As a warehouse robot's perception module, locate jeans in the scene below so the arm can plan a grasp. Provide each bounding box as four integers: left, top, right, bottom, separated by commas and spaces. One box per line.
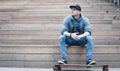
59, 35, 93, 63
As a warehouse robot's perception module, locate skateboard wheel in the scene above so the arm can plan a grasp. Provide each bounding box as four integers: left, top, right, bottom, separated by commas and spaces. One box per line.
103, 65, 109, 71
53, 65, 61, 71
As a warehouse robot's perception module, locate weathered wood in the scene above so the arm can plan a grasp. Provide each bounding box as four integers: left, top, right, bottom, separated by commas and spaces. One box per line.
0, 53, 119, 61
0, 39, 119, 45
0, 45, 120, 54
0, 29, 119, 35
0, 0, 119, 68
0, 61, 119, 68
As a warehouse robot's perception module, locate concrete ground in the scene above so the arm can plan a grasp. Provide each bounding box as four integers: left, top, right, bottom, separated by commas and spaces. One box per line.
0, 67, 120, 71
0, 67, 53, 71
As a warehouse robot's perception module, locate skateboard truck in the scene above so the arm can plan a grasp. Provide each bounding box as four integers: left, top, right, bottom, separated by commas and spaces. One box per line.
103, 65, 109, 71
53, 65, 61, 71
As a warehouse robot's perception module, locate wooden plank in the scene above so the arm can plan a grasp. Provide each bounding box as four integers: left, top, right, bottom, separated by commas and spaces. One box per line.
0, 39, 119, 45
21, 9, 106, 12
0, 60, 119, 68
11, 15, 105, 20
10, 12, 104, 18
0, 24, 114, 30
29, 0, 87, 3
0, 53, 119, 61
0, 45, 120, 54
5, 19, 112, 25
0, 61, 24, 67
0, 61, 54, 68
0, 36, 119, 41
0, 29, 119, 35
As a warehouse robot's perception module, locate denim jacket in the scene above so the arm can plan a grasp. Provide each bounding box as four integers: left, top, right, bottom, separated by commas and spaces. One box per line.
61, 14, 92, 36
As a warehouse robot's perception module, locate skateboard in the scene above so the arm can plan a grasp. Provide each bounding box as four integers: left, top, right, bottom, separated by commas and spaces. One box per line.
53, 64, 109, 71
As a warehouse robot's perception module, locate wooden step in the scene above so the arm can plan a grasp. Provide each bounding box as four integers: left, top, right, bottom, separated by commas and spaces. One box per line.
87, 0, 107, 2
0, 53, 119, 65
5, 19, 112, 25
8, 11, 118, 20
0, 29, 119, 35
0, 45, 119, 67
0, 15, 11, 20
10, 11, 105, 16
89, 2, 119, 9
0, 0, 27, 12
0, 61, 119, 68
0, 35, 119, 41
0, 37, 119, 45
21, 8, 105, 12
0, 39, 119, 45
0, 0, 27, 1
0, 4, 91, 8
9, 15, 112, 20
10, 15, 106, 20
0, 24, 114, 30
112, 20, 120, 29
27, 3, 91, 7
25, 4, 91, 9
0, 45, 119, 54
29, 0, 87, 3
0, 33, 119, 38
11, 10, 108, 17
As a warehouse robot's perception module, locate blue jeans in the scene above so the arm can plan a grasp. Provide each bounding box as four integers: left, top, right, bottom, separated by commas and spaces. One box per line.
59, 35, 93, 63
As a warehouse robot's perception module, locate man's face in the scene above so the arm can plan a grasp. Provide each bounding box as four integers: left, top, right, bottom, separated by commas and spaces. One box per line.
71, 8, 81, 16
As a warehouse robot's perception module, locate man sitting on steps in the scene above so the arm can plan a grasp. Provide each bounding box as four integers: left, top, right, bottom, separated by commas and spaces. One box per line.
58, 4, 96, 65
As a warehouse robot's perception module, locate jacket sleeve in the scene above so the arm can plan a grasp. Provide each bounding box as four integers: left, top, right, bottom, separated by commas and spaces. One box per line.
84, 18, 92, 36
60, 17, 69, 35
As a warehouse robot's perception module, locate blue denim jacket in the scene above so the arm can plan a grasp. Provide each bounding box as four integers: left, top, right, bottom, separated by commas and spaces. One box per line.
61, 14, 92, 36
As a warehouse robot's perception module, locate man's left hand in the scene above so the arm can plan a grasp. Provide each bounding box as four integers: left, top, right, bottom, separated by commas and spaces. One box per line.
76, 35, 82, 40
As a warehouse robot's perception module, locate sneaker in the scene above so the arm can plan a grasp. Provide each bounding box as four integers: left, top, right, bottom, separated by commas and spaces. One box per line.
87, 60, 96, 65
58, 60, 68, 64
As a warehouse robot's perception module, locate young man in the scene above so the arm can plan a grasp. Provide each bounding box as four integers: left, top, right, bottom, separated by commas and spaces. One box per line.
58, 4, 96, 65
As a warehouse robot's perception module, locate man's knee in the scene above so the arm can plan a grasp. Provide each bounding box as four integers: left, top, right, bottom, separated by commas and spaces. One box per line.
59, 35, 66, 43
86, 36, 93, 41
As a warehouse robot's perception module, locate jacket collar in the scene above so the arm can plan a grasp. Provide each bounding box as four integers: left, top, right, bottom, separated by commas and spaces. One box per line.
71, 13, 83, 22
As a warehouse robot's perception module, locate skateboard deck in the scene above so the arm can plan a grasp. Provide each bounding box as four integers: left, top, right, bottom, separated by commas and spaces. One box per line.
59, 64, 94, 67
53, 64, 109, 71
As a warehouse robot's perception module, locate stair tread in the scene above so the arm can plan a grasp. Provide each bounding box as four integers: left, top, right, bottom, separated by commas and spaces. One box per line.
0, 44, 119, 46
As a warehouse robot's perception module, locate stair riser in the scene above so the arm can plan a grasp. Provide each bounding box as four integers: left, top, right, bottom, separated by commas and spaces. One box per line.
0, 45, 119, 54
0, 61, 119, 68
0, 24, 114, 30
0, 40, 119, 45
0, 30, 119, 35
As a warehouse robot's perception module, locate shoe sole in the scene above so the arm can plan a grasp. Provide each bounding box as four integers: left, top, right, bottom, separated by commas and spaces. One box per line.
87, 61, 96, 65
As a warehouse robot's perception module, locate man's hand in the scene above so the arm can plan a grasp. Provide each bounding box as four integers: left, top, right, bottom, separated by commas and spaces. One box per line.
77, 35, 83, 40
64, 31, 89, 40
76, 32, 90, 40
71, 33, 79, 40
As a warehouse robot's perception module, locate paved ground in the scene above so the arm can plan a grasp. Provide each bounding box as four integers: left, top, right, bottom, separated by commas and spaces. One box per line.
0, 67, 120, 71
0, 67, 53, 71
62, 68, 120, 71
